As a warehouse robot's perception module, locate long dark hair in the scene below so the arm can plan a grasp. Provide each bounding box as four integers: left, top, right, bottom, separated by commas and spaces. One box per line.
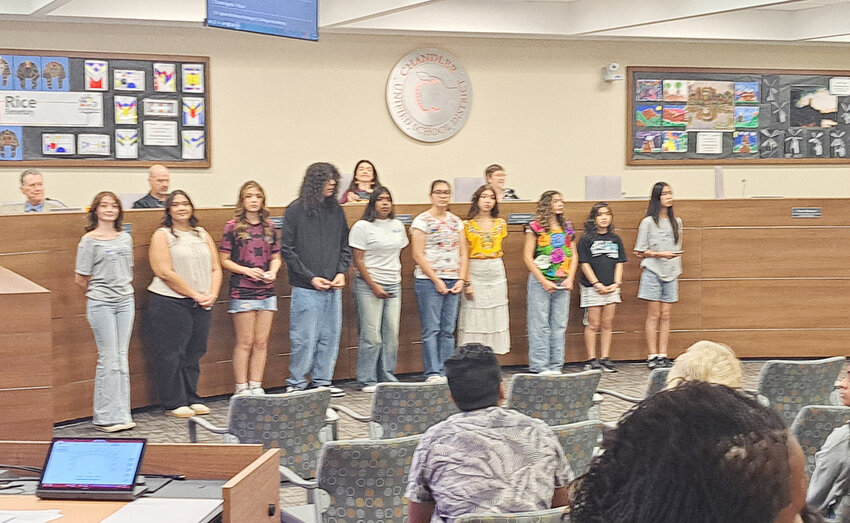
466, 184, 499, 220
532, 190, 565, 230
360, 185, 395, 222
646, 181, 679, 243
161, 189, 199, 235
85, 191, 123, 232
299, 162, 341, 214
346, 160, 379, 193
570, 382, 792, 523
583, 202, 614, 242
233, 180, 272, 241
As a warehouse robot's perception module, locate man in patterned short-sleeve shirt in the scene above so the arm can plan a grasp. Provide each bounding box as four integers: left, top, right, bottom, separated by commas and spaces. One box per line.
405, 343, 573, 522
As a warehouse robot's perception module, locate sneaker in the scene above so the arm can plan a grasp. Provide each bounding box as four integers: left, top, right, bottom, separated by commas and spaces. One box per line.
659, 356, 674, 368
539, 370, 562, 376
584, 359, 602, 371
362, 385, 378, 393
122, 421, 137, 430
285, 386, 303, 393
425, 375, 447, 383
327, 386, 346, 398
599, 358, 618, 373
250, 387, 266, 395
189, 403, 211, 415
94, 423, 129, 433
233, 389, 252, 398
166, 406, 195, 418
647, 356, 659, 370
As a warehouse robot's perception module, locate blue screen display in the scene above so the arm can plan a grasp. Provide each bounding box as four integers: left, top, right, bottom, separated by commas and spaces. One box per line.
206, 0, 318, 41
41, 439, 145, 490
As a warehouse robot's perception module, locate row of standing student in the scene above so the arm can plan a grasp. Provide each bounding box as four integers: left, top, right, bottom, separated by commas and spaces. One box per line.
72, 163, 681, 432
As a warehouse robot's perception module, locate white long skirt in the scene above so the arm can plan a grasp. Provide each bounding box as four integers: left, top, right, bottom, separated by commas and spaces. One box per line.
457, 257, 511, 354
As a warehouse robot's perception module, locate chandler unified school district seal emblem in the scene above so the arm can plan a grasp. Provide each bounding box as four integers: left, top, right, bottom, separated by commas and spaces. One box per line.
386, 48, 472, 143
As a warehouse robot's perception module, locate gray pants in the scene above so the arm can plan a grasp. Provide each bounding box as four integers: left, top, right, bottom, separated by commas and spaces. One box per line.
86, 297, 135, 425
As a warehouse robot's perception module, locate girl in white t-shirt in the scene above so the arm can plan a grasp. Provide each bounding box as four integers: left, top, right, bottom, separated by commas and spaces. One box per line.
349, 186, 409, 392
410, 180, 468, 381
634, 182, 683, 370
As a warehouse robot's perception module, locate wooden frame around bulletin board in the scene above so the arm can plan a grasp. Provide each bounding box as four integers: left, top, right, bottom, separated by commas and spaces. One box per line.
626, 66, 850, 166
0, 49, 211, 168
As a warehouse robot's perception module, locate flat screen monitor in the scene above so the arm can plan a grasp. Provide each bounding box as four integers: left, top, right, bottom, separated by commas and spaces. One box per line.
206, 0, 319, 41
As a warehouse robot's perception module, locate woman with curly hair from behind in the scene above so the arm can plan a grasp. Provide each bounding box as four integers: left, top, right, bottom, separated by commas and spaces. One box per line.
570, 381, 810, 523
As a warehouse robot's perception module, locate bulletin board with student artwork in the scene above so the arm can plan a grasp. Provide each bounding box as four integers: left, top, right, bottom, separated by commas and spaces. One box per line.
0, 49, 210, 168
627, 66, 850, 166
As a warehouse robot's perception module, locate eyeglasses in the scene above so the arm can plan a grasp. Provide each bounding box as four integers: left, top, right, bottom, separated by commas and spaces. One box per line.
431, 190, 451, 196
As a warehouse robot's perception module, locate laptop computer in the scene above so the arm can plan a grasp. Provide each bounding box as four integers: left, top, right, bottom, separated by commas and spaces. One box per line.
36, 437, 148, 501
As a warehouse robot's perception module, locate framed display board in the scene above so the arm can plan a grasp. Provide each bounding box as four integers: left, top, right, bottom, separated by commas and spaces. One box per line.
0, 49, 210, 168
627, 66, 850, 166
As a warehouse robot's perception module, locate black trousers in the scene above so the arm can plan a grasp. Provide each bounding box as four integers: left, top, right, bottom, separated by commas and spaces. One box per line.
146, 292, 212, 409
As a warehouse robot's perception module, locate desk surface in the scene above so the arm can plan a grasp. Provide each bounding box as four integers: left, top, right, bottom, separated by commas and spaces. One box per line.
0, 494, 222, 522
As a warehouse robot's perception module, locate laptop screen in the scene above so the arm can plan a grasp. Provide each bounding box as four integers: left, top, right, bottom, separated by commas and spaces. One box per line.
39, 438, 146, 491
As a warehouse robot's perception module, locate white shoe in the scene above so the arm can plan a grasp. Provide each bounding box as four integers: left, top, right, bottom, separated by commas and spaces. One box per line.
166, 406, 195, 418
362, 385, 378, 393
285, 386, 303, 393
425, 376, 447, 383
189, 403, 211, 415
233, 389, 252, 397
250, 387, 266, 395
327, 386, 346, 397
539, 370, 562, 376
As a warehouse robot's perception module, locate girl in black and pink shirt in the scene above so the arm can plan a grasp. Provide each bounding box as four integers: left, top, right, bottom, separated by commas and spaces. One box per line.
219, 181, 282, 397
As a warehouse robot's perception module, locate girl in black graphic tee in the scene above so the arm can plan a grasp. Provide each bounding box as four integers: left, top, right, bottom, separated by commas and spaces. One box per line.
578, 202, 627, 373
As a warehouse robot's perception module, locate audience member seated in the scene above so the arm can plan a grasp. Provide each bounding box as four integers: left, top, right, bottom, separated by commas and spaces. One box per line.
808, 368, 850, 519
405, 343, 572, 522
133, 164, 170, 208
2, 169, 66, 213
484, 164, 520, 201
570, 381, 809, 523
665, 340, 743, 389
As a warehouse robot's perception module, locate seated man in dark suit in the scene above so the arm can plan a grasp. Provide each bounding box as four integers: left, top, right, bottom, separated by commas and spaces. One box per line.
406, 343, 572, 522
133, 164, 170, 208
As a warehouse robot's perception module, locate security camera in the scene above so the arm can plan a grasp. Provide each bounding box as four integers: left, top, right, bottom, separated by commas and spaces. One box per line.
602, 62, 623, 82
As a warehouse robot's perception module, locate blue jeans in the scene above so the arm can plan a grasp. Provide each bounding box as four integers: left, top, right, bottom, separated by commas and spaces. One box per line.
526, 275, 569, 373
415, 278, 460, 377
86, 297, 135, 425
353, 277, 401, 387
287, 286, 342, 389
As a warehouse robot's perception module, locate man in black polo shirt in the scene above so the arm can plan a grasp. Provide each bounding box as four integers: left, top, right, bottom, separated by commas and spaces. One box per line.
132, 164, 170, 208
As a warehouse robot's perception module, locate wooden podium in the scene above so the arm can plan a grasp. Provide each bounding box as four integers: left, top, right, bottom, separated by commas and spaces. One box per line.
0, 267, 53, 440
0, 441, 280, 523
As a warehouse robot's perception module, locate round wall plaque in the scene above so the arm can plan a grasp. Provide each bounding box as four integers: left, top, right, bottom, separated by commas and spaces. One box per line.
386, 48, 473, 143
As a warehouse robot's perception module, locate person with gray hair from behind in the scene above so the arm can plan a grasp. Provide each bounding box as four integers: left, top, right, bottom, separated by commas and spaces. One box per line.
406, 343, 573, 522
133, 164, 170, 208
2, 169, 67, 213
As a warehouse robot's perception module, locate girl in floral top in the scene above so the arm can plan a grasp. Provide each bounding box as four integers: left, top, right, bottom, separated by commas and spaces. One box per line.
219, 181, 282, 397
458, 184, 510, 354
523, 190, 578, 374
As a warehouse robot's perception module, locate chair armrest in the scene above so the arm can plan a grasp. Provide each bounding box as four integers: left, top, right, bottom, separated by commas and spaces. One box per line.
596, 388, 642, 404
330, 404, 372, 423
187, 416, 229, 443
279, 466, 318, 489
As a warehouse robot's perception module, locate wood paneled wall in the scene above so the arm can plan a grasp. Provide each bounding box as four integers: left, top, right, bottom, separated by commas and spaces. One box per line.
1, 198, 847, 424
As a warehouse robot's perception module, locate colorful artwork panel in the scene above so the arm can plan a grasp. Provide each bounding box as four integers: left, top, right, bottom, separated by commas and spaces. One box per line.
686, 81, 735, 131
662, 105, 686, 127
634, 131, 662, 153
663, 80, 688, 102
733, 131, 758, 153
636, 80, 662, 101
735, 106, 759, 128
636, 104, 662, 127
735, 82, 760, 103
662, 131, 687, 153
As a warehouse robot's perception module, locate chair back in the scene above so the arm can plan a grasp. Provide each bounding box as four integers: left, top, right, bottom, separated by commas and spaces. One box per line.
454, 507, 568, 522
507, 371, 602, 425
227, 388, 331, 479
646, 368, 671, 397
551, 420, 602, 478
370, 382, 460, 439
789, 405, 850, 477
315, 435, 421, 522
756, 357, 846, 426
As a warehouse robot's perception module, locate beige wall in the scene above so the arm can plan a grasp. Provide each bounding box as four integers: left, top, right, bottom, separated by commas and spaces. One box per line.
1, 21, 849, 207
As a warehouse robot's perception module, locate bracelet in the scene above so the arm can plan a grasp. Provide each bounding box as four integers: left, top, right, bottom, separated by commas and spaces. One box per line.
592, 281, 601, 286
463, 282, 471, 288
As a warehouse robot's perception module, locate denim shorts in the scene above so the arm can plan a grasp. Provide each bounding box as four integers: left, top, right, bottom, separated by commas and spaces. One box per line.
228, 296, 278, 313
637, 269, 679, 303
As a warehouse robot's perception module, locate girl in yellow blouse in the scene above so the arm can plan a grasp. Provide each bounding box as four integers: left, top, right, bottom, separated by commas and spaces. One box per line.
458, 184, 511, 354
